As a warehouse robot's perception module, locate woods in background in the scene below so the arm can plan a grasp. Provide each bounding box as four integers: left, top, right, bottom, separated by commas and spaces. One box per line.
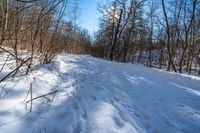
0, 0, 200, 77
0, 0, 92, 76
93, 0, 200, 75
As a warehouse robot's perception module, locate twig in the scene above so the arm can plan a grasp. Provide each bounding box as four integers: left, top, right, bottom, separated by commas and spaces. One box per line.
0, 55, 9, 72
30, 83, 33, 112
0, 58, 30, 82
24, 87, 30, 102
26, 90, 58, 103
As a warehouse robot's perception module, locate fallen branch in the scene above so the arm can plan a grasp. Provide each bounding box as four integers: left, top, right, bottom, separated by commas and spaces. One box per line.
26, 90, 58, 103
0, 58, 30, 82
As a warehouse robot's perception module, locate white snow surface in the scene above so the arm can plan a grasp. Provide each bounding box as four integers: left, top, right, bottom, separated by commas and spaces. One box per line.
0, 54, 200, 133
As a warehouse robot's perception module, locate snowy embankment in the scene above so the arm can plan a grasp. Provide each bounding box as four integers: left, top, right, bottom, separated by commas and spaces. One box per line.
0, 54, 200, 133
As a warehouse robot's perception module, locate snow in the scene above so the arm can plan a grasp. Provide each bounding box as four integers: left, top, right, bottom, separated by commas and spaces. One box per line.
0, 54, 200, 133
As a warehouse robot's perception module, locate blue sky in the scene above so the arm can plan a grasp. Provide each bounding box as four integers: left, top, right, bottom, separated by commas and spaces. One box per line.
79, 0, 105, 34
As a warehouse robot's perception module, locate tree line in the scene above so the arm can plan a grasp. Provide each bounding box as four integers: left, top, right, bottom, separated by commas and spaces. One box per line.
92, 0, 200, 75
0, 0, 200, 78
0, 0, 92, 79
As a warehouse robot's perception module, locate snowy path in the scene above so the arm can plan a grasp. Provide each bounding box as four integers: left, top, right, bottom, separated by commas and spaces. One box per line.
0, 54, 200, 133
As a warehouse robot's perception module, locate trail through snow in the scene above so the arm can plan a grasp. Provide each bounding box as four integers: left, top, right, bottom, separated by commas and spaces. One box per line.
0, 54, 200, 133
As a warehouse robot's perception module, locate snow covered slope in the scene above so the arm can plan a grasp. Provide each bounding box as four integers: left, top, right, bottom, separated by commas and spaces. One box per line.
0, 54, 200, 133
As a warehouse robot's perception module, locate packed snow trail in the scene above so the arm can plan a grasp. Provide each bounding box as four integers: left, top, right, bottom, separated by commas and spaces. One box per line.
0, 54, 200, 133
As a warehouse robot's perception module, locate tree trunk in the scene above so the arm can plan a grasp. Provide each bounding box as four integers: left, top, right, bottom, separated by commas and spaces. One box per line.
109, 9, 123, 61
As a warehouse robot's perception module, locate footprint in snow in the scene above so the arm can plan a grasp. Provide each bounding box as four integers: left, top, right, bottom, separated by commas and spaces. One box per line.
112, 116, 124, 128
93, 84, 104, 91
175, 103, 185, 107
145, 123, 152, 129
91, 96, 97, 101
77, 96, 82, 101
165, 119, 176, 128
81, 112, 88, 120
113, 96, 120, 102
73, 103, 79, 110
134, 113, 141, 118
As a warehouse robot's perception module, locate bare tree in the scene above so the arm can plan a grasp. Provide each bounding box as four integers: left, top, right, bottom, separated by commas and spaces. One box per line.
162, 0, 177, 72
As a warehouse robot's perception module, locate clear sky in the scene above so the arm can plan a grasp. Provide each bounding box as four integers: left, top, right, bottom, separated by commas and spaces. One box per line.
79, 0, 105, 34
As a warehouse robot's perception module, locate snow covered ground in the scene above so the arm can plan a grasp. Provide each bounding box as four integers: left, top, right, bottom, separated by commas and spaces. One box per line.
0, 54, 200, 133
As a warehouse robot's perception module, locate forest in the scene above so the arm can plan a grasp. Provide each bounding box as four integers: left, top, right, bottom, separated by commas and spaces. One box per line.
93, 0, 200, 75
0, 0, 200, 78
